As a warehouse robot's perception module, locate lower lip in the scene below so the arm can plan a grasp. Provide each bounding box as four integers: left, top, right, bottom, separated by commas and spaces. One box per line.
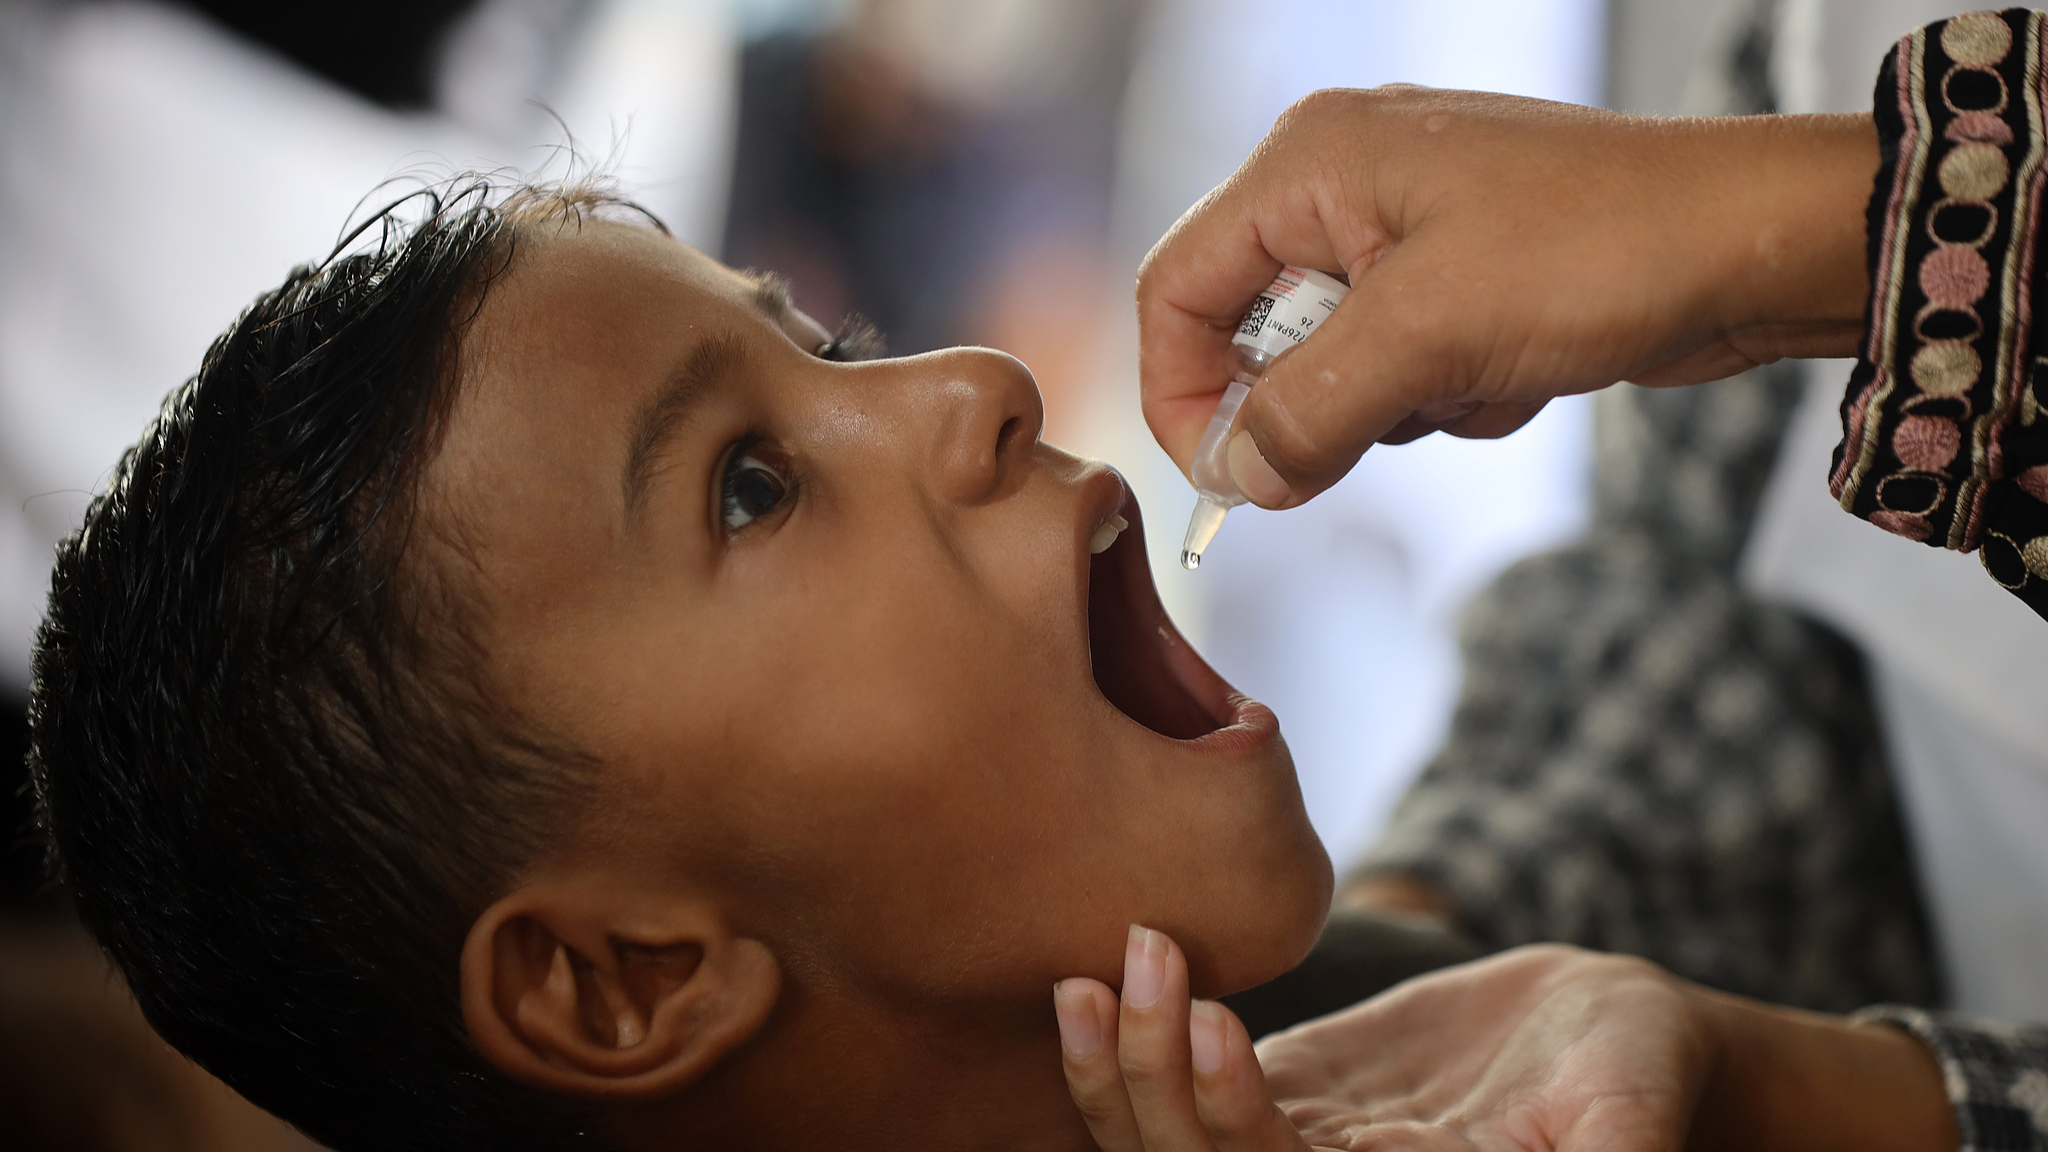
1185, 693, 1279, 756
1152, 618, 1277, 754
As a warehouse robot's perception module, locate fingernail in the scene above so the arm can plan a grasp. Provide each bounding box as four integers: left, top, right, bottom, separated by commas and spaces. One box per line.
1123, 925, 1166, 1010
1226, 432, 1292, 508
1053, 980, 1101, 1058
1189, 1000, 1227, 1074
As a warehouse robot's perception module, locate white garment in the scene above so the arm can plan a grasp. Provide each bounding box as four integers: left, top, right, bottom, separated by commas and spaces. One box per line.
1743, 0, 2048, 1017
1873, 661, 2048, 1020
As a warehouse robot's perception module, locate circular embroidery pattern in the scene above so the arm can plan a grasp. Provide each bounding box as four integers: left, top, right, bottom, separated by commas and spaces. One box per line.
1894, 414, 1963, 471
2023, 535, 2048, 579
1909, 342, 1981, 395
1885, 17, 2017, 550
1938, 142, 2010, 200
1943, 11, 2014, 67
1929, 199, 1998, 246
1983, 530, 2029, 587
1918, 243, 1991, 306
1876, 472, 1948, 516
1943, 67, 2010, 116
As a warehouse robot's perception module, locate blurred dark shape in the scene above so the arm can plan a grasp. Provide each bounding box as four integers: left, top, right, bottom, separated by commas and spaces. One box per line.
173, 0, 484, 107
724, 30, 987, 354
0, 916, 322, 1151
723, 4, 1137, 361
0, 693, 44, 913
1223, 908, 1482, 1040
1352, 368, 1939, 1014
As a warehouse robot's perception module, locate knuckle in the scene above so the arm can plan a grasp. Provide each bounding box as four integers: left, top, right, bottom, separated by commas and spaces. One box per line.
1254, 401, 1338, 478
1134, 252, 1163, 299
1278, 87, 1364, 132
1062, 1073, 1135, 1132
1115, 1045, 1175, 1087
1067, 1088, 1129, 1128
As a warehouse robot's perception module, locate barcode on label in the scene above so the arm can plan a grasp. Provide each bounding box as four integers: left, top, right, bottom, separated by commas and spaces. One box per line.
1237, 294, 1274, 337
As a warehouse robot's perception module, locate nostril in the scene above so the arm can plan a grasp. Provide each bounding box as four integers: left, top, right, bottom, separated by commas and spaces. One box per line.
994, 416, 1025, 459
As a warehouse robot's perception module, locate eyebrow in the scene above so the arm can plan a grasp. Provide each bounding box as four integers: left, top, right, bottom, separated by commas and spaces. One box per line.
619, 334, 746, 519
618, 274, 797, 518
749, 272, 797, 326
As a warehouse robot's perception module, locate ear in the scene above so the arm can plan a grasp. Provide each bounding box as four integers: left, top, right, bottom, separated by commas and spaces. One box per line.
459, 876, 781, 1099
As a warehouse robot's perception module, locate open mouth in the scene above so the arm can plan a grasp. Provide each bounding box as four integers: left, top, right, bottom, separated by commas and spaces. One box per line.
1086, 495, 1233, 741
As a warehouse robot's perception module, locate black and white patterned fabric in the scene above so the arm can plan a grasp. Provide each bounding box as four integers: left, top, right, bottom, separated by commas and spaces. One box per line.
1860, 1004, 2048, 1151
1353, 372, 1939, 1012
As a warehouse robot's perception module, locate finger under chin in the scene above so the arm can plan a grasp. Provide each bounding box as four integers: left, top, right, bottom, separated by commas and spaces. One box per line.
1056, 978, 1147, 1151
1191, 1000, 1313, 1152
1117, 929, 1220, 1150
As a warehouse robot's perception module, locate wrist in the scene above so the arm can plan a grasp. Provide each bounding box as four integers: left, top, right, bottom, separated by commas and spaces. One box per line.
1686, 983, 1955, 1152
1684, 112, 1880, 363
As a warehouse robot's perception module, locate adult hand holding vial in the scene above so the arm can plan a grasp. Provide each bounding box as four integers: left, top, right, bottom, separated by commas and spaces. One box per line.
1179, 266, 1348, 569
1138, 88, 1877, 519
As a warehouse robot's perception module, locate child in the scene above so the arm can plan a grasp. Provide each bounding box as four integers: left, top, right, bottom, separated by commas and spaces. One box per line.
26, 178, 1331, 1151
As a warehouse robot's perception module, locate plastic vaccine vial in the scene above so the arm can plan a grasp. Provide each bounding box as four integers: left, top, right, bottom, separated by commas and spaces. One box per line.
1180, 265, 1351, 569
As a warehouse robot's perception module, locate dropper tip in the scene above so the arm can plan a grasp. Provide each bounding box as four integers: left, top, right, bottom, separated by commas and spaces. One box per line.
1179, 495, 1232, 573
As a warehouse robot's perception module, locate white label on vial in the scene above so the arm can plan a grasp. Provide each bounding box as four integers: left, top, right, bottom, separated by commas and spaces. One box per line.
1231, 266, 1349, 360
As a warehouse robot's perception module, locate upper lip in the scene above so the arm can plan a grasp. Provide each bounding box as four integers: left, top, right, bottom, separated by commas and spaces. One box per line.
1076, 468, 1262, 745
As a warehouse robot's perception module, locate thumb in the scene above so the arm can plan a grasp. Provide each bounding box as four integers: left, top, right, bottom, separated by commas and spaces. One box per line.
1227, 247, 1456, 509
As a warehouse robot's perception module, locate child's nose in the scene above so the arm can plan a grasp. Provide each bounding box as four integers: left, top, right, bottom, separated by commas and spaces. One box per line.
898, 347, 1044, 506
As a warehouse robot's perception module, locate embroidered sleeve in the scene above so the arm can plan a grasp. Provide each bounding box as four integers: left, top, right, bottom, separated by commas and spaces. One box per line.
1836, 9, 2048, 619
1856, 1005, 2048, 1150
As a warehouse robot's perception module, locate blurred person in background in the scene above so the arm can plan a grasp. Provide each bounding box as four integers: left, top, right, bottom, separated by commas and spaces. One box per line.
1329, 0, 1943, 1022
721, 0, 1145, 439
1327, 0, 2048, 1039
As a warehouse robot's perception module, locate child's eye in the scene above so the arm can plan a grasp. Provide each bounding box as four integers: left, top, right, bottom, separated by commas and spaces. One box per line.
720, 441, 793, 532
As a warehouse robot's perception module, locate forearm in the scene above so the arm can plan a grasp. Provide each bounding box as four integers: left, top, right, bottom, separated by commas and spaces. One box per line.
1686, 984, 1956, 1152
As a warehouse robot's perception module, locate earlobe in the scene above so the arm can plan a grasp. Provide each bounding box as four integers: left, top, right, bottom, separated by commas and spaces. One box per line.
459, 883, 781, 1100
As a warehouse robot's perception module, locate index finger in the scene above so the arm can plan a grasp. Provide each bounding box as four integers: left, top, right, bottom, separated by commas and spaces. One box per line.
1135, 91, 1400, 474
1134, 185, 1288, 476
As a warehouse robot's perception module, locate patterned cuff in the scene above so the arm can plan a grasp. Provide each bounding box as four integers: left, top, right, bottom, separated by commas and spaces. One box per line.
1834, 9, 2048, 620
1855, 1004, 2048, 1150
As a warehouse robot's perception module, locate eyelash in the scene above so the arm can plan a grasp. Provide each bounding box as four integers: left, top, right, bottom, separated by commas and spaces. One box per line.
718, 435, 796, 534
814, 315, 885, 363
715, 315, 879, 535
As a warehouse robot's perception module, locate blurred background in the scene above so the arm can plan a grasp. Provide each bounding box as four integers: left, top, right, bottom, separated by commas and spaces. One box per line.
0, 0, 1914, 1145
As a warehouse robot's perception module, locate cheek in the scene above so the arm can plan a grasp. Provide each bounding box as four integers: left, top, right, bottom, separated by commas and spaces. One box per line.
713, 576, 1116, 988
744, 579, 1085, 828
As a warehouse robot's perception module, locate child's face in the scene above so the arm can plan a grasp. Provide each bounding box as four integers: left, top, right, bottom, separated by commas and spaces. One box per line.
430, 221, 1330, 1000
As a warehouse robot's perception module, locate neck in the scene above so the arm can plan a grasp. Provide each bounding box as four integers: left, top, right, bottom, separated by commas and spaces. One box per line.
607, 980, 1097, 1151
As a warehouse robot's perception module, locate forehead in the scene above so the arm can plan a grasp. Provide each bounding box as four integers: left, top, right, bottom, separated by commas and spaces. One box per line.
479, 220, 756, 332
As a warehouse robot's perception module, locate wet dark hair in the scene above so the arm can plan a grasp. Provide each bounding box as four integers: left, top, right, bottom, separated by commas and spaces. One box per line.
25, 178, 647, 1150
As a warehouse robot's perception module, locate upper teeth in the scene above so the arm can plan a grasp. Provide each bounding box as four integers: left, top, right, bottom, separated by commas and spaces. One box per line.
1089, 514, 1128, 555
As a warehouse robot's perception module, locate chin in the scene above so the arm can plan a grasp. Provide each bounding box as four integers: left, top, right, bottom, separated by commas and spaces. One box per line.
1190, 835, 1334, 999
